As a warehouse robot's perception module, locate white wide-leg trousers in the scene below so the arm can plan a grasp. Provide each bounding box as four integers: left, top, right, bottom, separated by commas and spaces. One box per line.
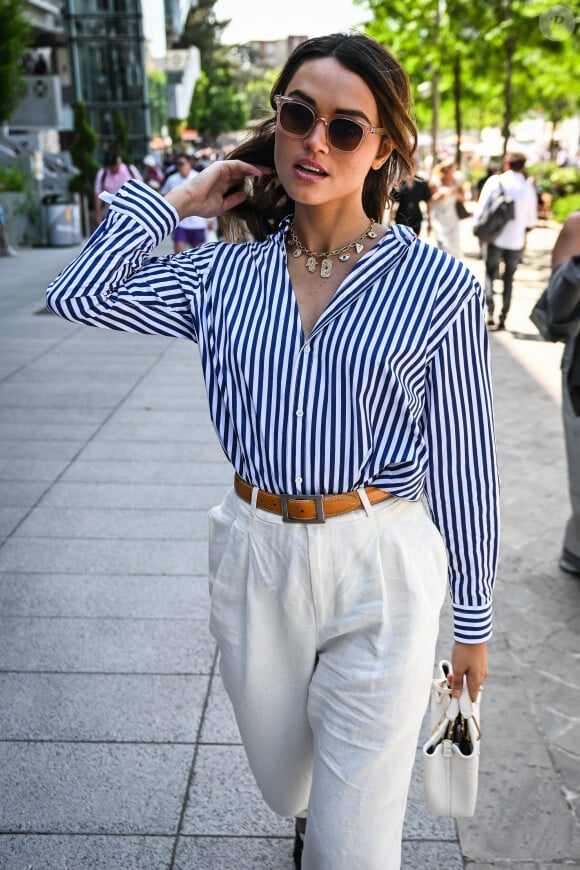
207, 487, 448, 870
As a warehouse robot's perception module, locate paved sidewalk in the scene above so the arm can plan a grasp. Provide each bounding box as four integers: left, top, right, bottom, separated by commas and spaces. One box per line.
0, 219, 579, 869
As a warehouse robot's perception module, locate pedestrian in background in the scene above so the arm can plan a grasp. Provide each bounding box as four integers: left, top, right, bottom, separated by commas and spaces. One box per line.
94, 152, 142, 225
390, 174, 432, 236
47, 32, 498, 870
541, 211, 580, 575
474, 152, 537, 330
160, 152, 209, 252
428, 157, 464, 258
142, 155, 164, 192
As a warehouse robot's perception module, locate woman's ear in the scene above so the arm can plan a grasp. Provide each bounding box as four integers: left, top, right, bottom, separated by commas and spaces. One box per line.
372, 140, 394, 172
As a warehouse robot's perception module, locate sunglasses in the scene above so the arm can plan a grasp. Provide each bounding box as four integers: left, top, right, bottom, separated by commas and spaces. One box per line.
274, 95, 385, 153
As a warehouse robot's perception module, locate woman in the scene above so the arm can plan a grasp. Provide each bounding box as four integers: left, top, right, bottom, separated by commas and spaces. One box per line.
93, 151, 142, 225
428, 157, 465, 258
47, 32, 498, 870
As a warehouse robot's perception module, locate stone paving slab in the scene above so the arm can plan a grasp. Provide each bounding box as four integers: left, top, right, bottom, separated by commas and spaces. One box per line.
0, 536, 205, 575
13, 506, 207, 541
0, 743, 193, 833
0, 672, 209, 742
200, 674, 243, 744
0, 457, 75, 481
465, 864, 580, 870
0, 573, 210, 619
0, 507, 30, 540
0, 615, 214, 673
0, 835, 174, 870
39, 480, 228, 511
181, 745, 294, 838
59, 459, 232, 485
172, 837, 295, 870
79, 439, 226, 463
1, 437, 87, 460
0, 479, 53, 508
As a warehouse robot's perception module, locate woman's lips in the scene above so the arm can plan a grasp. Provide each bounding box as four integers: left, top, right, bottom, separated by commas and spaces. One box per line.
293, 160, 329, 183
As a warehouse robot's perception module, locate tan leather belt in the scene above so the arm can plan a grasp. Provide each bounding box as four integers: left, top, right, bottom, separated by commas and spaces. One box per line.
234, 474, 391, 523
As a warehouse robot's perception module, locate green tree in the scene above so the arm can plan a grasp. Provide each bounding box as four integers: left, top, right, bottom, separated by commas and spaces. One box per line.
69, 101, 100, 232
112, 109, 130, 162
0, 0, 31, 125
175, 0, 252, 141
187, 69, 247, 140
148, 68, 168, 137
362, 0, 579, 161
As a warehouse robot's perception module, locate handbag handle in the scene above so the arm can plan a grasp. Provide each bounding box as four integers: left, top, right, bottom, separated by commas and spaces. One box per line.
431, 660, 481, 737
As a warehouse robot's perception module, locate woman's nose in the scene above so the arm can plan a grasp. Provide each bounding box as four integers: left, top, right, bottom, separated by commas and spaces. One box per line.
303, 118, 329, 152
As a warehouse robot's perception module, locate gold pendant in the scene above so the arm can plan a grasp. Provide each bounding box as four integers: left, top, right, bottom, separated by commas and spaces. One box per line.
368, 229, 377, 238
320, 258, 333, 278
292, 248, 302, 258
338, 253, 350, 262
306, 255, 317, 273
355, 242, 364, 254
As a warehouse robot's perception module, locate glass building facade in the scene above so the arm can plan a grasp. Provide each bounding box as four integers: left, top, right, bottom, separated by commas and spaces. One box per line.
64, 0, 150, 161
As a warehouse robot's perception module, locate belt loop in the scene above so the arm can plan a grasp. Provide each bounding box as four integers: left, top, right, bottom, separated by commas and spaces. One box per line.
250, 485, 259, 516
357, 487, 373, 517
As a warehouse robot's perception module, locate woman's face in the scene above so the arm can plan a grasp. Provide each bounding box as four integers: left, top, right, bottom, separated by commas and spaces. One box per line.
274, 57, 392, 209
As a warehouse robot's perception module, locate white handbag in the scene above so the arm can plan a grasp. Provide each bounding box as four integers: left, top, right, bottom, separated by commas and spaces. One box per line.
422, 660, 481, 818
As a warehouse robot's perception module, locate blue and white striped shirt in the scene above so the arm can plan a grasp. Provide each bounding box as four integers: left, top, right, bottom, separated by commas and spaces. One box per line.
47, 180, 499, 642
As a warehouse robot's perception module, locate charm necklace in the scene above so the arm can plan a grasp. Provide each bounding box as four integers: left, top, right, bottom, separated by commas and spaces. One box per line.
287, 219, 377, 279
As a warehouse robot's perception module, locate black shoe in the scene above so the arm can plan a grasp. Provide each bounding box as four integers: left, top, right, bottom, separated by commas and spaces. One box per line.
487, 314, 495, 327
293, 822, 304, 869
559, 547, 580, 576
496, 319, 505, 331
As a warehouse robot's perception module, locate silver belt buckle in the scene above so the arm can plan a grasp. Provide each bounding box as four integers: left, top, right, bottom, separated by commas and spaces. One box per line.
280, 493, 325, 523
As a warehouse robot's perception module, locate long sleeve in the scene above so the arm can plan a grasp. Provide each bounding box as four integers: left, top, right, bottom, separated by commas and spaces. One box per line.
423, 290, 500, 643
47, 181, 199, 340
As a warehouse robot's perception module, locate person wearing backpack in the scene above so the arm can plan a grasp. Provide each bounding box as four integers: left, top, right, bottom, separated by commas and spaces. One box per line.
94, 152, 143, 225
473, 152, 537, 330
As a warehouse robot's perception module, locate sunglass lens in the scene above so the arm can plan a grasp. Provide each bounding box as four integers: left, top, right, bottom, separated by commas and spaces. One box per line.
280, 102, 314, 137
329, 118, 364, 152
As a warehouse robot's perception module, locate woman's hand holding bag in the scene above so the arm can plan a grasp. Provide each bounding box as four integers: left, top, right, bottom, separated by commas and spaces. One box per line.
422, 660, 481, 818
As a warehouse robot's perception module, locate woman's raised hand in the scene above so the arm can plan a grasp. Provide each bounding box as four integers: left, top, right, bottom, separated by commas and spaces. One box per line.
164, 160, 272, 221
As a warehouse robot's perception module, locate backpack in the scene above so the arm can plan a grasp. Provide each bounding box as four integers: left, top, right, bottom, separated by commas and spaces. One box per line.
473, 182, 515, 243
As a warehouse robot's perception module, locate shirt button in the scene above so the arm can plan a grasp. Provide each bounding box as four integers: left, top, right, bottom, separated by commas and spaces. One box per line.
295, 476, 303, 485
303, 344, 311, 354
296, 409, 304, 417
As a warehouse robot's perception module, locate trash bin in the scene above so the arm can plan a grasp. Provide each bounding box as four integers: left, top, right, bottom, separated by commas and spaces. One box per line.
44, 202, 81, 246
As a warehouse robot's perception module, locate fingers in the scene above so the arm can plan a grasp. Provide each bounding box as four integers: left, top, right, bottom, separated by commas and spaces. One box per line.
448, 668, 483, 702
450, 640, 488, 701
222, 189, 249, 212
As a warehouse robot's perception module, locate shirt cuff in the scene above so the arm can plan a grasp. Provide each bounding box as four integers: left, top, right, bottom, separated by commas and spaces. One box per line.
453, 602, 493, 643
107, 179, 179, 246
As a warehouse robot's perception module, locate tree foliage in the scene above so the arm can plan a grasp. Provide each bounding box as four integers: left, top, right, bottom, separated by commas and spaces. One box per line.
148, 68, 168, 137
361, 0, 579, 158
175, 0, 252, 141
112, 109, 130, 162
69, 101, 100, 201
0, 0, 31, 125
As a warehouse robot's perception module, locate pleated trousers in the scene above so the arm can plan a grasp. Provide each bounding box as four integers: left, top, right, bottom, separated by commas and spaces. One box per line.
208, 486, 448, 870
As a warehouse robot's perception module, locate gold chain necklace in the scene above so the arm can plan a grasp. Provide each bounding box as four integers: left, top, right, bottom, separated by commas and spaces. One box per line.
287, 219, 377, 279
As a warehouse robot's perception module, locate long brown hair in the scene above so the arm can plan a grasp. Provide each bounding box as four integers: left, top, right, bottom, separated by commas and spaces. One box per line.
220, 32, 417, 242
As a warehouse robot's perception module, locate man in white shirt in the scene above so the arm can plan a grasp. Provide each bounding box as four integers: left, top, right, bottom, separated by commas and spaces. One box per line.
474, 152, 538, 330
160, 153, 209, 252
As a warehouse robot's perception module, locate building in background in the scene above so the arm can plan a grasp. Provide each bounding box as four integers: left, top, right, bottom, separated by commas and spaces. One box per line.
247, 36, 307, 70
63, 0, 150, 161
